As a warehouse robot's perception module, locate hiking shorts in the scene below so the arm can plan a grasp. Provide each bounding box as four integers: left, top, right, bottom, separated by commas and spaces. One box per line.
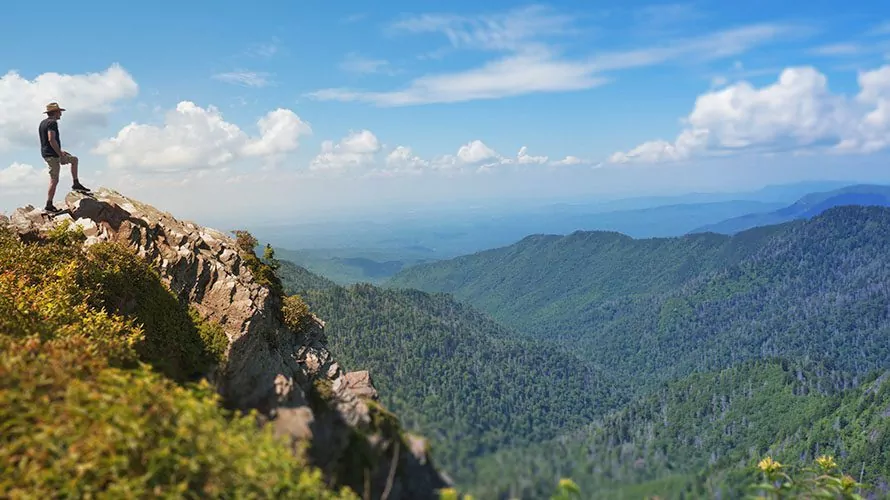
44, 155, 76, 182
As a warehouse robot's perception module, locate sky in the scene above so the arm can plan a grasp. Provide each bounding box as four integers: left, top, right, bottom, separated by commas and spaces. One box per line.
3, 0, 890, 226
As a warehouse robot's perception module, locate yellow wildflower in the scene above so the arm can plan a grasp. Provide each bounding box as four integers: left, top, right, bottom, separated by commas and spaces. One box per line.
815, 455, 837, 471
438, 488, 459, 500
558, 478, 581, 493
758, 456, 782, 474
841, 475, 857, 490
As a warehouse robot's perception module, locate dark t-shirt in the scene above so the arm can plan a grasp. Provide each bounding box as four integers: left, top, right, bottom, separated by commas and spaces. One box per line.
38, 118, 60, 158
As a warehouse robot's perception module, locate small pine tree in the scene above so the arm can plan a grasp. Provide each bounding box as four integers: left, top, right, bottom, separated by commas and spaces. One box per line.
263, 243, 280, 271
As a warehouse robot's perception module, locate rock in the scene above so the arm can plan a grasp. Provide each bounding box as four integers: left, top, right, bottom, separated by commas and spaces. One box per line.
343, 370, 379, 400
5, 187, 450, 499
273, 406, 315, 442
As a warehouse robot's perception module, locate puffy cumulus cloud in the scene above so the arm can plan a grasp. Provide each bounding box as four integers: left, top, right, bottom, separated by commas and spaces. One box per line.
310, 130, 381, 171
304, 131, 588, 177
242, 108, 312, 156
0, 162, 45, 192
457, 140, 499, 164
552, 155, 583, 165
93, 101, 311, 171
383, 146, 429, 175
516, 146, 548, 164
430, 141, 562, 173
843, 65, 890, 153
610, 65, 890, 164
0, 64, 138, 152
549, 155, 601, 168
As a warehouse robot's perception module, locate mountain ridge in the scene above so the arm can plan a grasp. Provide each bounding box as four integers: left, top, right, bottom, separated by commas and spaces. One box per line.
388, 205, 890, 389
691, 183, 890, 235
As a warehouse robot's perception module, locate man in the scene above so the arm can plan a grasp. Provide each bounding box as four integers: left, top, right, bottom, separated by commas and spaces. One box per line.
39, 102, 90, 212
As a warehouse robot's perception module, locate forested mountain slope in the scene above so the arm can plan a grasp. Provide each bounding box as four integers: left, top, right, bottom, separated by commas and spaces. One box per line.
469, 359, 890, 499
282, 271, 626, 484
389, 206, 890, 388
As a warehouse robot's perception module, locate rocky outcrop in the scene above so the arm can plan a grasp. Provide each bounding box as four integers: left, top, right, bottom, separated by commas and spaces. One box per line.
3, 188, 449, 499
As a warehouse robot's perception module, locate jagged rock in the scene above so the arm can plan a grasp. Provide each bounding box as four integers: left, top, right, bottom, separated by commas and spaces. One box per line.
343, 370, 379, 400
6, 188, 450, 499
327, 362, 342, 380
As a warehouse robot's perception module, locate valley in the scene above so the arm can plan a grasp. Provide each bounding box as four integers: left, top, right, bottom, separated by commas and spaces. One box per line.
274, 193, 890, 498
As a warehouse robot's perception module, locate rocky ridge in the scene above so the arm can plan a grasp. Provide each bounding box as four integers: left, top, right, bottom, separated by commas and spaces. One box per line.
2, 188, 448, 500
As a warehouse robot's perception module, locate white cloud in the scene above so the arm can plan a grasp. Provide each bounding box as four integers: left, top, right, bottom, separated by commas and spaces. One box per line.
212, 71, 273, 87
516, 146, 548, 164
310, 130, 381, 171
433, 141, 559, 172
0, 64, 138, 152
842, 65, 890, 153
340, 53, 394, 75
457, 140, 499, 163
550, 155, 585, 166
93, 101, 311, 171
242, 108, 312, 157
0, 162, 44, 190
809, 43, 864, 56
389, 4, 576, 52
309, 48, 607, 106
310, 13, 801, 107
610, 65, 890, 164
590, 23, 799, 72
385, 146, 429, 174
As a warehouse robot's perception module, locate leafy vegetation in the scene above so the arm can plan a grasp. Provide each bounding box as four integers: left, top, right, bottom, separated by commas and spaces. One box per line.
281, 271, 627, 485
465, 360, 890, 499
234, 229, 285, 298
0, 223, 356, 499
749, 455, 866, 499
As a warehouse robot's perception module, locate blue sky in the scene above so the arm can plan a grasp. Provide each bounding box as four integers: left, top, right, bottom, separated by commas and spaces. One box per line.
3, 0, 890, 224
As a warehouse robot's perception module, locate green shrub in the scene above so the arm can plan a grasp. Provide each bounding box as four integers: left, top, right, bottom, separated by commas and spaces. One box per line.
232, 230, 284, 298
0, 335, 355, 499
747, 455, 866, 499
283, 294, 313, 333
0, 225, 356, 499
81, 241, 230, 381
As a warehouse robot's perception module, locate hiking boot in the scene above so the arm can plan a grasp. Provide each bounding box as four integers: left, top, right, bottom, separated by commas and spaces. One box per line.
44, 203, 60, 213
72, 181, 90, 193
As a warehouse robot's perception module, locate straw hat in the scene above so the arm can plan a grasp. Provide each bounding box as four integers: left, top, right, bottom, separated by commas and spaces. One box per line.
44, 102, 66, 114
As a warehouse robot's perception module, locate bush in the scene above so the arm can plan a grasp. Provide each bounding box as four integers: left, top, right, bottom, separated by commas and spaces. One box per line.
0, 225, 356, 499
81, 241, 229, 381
232, 230, 284, 298
0, 334, 355, 499
283, 294, 313, 333
747, 455, 866, 499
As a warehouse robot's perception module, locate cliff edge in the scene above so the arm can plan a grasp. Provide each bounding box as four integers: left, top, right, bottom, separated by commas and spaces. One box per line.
2, 188, 449, 500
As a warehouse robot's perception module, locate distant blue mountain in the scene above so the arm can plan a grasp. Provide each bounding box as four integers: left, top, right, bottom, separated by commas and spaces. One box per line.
691, 184, 890, 235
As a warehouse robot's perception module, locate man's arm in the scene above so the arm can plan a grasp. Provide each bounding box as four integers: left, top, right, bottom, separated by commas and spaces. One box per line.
47, 127, 64, 158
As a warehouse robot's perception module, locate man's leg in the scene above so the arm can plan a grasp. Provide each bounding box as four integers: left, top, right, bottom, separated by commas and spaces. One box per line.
45, 157, 61, 210
68, 154, 78, 182
63, 153, 89, 191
